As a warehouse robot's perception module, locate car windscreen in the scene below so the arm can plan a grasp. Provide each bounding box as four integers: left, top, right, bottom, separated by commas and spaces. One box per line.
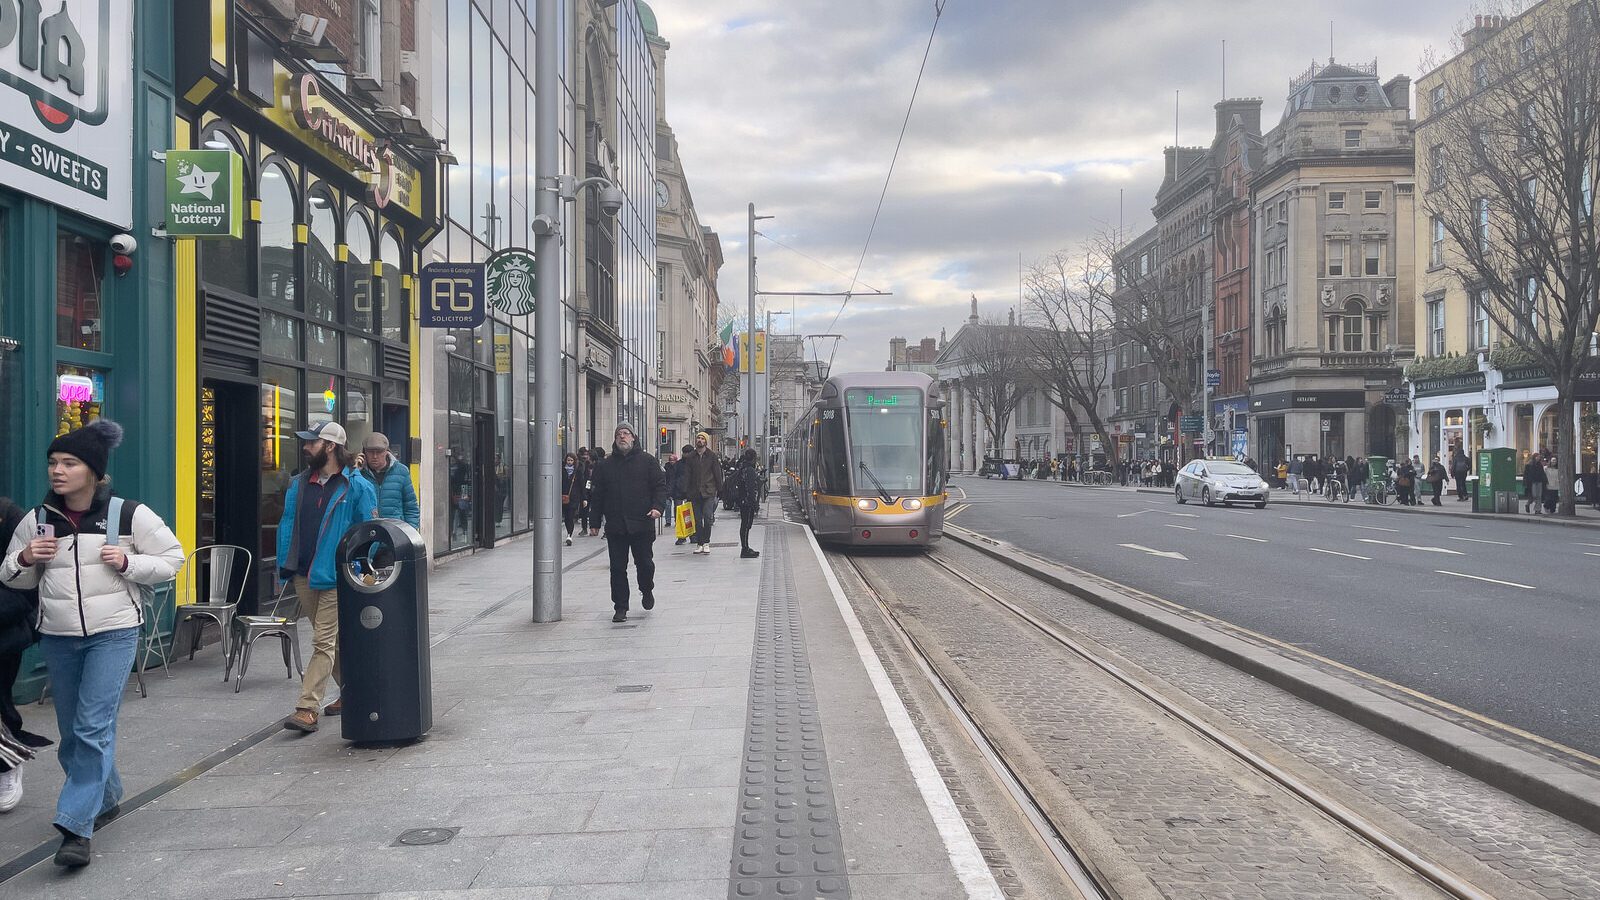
1205, 462, 1254, 476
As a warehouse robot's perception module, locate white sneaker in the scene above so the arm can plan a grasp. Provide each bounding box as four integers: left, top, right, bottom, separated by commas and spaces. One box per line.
564, 536, 573, 546
0, 765, 21, 813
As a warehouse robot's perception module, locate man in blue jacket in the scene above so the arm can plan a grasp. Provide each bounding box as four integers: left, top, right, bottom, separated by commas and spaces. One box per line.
355, 433, 420, 528
277, 423, 378, 733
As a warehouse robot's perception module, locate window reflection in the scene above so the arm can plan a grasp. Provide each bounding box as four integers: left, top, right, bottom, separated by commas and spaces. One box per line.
259, 164, 298, 308
199, 128, 251, 295
380, 230, 404, 342
55, 232, 105, 351
306, 190, 339, 322
346, 211, 374, 333
260, 364, 300, 564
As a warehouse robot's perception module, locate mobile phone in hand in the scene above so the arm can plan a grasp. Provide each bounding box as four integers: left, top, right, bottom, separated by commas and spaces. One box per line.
35, 523, 55, 540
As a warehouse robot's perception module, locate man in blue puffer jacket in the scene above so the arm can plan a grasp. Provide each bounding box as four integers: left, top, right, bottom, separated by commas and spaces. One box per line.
354, 432, 420, 528
276, 423, 378, 733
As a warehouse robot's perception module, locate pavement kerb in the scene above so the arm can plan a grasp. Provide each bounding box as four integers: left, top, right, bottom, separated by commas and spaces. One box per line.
942, 524, 1600, 836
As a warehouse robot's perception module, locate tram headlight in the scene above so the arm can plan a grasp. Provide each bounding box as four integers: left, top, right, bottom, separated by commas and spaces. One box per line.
856, 498, 879, 511
902, 498, 923, 511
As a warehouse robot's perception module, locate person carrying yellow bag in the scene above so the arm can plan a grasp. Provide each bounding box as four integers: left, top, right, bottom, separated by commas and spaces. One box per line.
674, 501, 696, 541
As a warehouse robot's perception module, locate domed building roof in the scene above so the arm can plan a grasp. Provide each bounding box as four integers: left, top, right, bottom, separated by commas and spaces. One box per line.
636, 0, 659, 37
1283, 59, 1392, 119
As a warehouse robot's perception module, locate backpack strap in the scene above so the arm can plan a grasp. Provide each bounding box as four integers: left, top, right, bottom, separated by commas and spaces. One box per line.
105, 497, 124, 546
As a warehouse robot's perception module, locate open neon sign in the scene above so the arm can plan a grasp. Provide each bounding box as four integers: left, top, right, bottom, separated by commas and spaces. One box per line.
58, 375, 95, 404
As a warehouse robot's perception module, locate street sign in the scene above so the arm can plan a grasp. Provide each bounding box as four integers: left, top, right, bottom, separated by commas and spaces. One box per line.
164, 149, 244, 238
486, 247, 536, 315
1321, 418, 1331, 432
1205, 368, 1221, 387
1180, 414, 1203, 432
1382, 386, 1409, 406
419, 262, 486, 328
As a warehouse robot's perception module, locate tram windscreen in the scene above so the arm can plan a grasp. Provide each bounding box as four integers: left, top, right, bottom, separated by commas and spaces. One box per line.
845, 389, 924, 496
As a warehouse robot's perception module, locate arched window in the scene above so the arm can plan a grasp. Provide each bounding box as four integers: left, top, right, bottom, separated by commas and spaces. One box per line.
379, 229, 404, 342
199, 125, 250, 295
345, 210, 374, 333
258, 163, 298, 308
305, 188, 338, 322
1328, 299, 1367, 352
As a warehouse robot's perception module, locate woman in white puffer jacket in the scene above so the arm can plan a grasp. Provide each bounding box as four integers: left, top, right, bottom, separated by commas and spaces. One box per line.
0, 420, 184, 868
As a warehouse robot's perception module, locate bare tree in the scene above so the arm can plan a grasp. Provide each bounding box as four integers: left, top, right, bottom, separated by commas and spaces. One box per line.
1090, 228, 1207, 427
1023, 248, 1118, 458
1424, 0, 1600, 514
953, 308, 1031, 460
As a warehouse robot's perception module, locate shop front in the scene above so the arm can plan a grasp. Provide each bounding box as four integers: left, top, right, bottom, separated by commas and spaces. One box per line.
173, 9, 441, 607
1249, 389, 1368, 465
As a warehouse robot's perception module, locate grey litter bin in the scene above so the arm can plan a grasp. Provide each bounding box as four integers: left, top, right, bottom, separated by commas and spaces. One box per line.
336, 519, 432, 743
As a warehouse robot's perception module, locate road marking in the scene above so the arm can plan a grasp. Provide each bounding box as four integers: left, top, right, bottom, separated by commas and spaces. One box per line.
1116, 509, 1154, 518
1436, 570, 1535, 590
1117, 543, 1189, 560
1578, 542, 1600, 549
1308, 547, 1372, 560
1351, 524, 1399, 533
1585, 552, 1600, 558
1167, 512, 1200, 518
1280, 515, 1315, 522
1357, 538, 1464, 556
1163, 523, 1196, 531
1447, 536, 1513, 546
1227, 534, 1268, 543
955, 486, 968, 500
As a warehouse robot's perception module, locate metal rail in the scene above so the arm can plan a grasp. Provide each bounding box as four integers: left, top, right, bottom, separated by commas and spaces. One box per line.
840, 554, 1115, 900
905, 548, 1495, 900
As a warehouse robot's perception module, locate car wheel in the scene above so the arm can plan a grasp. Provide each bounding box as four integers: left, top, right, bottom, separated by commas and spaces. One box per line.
1255, 501, 1267, 509
1201, 487, 1213, 507
1175, 485, 1187, 504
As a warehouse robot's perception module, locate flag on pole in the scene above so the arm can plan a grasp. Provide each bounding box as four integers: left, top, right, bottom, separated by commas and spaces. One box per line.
721, 321, 737, 368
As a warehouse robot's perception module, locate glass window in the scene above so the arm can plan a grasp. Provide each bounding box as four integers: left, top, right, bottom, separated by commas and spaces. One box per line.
1520, 32, 1535, 65
1430, 145, 1445, 188
1342, 301, 1365, 352
1470, 290, 1491, 350
55, 363, 106, 435
447, 0, 472, 230
306, 190, 339, 322
56, 232, 105, 351
1327, 191, 1345, 211
1429, 84, 1446, 115
1427, 299, 1446, 355
259, 364, 300, 564
1363, 190, 1382, 210
1344, 129, 1361, 149
348, 336, 377, 375
1431, 216, 1445, 267
259, 164, 298, 308
1364, 242, 1381, 276
1473, 61, 1488, 89
199, 128, 251, 295
1327, 241, 1344, 277
357, 0, 382, 76
493, 38, 511, 250
307, 322, 340, 369
346, 211, 375, 333
262, 311, 300, 360
309, 373, 340, 430
1477, 198, 1491, 250
814, 410, 849, 495
845, 389, 924, 496
379, 230, 404, 342
345, 378, 376, 451
472, 10, 492, 244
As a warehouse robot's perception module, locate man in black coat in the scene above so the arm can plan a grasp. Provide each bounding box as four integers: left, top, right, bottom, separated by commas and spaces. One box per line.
587, 423, 669, 623
1, 497, 53, 811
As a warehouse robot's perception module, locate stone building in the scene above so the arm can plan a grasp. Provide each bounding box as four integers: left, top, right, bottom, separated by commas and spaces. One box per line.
1211, 100, 1265, 458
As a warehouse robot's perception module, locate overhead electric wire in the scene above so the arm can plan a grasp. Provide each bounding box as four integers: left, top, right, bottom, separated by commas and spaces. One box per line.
755, 229, 886, 296
822, 0, 949, 372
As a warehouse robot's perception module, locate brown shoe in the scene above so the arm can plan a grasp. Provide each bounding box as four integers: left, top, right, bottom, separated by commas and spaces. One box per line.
323, 698, 343, 717
283, 709, 319, 733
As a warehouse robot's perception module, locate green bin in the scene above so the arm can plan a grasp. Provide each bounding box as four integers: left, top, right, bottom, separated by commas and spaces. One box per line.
1475, 448, 1516, 513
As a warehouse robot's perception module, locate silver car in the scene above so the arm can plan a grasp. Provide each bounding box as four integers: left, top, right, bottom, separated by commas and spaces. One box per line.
1175, 460, 1270, 508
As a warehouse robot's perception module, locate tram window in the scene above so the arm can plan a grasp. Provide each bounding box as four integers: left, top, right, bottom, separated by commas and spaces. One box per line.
926, 410, 947, 495
817, 412, 850, 494
845, 389, 924, 496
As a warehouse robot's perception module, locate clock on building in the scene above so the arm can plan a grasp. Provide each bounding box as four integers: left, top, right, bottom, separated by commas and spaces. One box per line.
655, 179, 670, 209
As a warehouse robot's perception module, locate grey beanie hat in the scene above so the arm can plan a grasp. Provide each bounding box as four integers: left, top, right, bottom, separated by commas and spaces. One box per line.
615, 421, 636, 438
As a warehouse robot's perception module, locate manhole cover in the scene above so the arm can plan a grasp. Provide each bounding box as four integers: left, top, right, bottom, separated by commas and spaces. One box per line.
615, 684, 652, 693
394, 827, 459, 847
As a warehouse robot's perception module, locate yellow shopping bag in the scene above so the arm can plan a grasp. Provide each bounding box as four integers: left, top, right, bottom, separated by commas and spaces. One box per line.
674, 501, 697, 540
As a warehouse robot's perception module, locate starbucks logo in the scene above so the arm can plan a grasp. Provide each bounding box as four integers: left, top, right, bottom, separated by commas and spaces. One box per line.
486, 248, 536, 316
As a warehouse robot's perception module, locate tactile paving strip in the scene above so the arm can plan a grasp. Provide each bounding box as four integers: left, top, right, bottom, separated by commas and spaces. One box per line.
727, 532, 852, 899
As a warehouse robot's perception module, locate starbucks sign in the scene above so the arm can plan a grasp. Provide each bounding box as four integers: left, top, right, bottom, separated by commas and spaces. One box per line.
0, 0, 134, 226
486, 247, 536, 315
164, 149, 244, 238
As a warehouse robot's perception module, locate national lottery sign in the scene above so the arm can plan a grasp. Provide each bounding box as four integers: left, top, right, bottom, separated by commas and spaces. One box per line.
0, 0, 134, 227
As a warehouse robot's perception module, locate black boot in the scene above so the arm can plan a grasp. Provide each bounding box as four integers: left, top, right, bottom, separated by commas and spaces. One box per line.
741, 547, 760, 559
612, 610, 627, 623
54, 831, 91, 868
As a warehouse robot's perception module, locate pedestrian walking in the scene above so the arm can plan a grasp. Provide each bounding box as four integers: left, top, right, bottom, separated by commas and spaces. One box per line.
662, 451, 679, 523
1542, 456, 1561, 514
1451, 448, 1471, 501
586, 423, 667, 622
1, 420, 184, 867
1, 497, 54, 817
562, 453, 584, 544
681, 432, 724, 555
671, 444, 693, 545
277, 422, 379, 734
1427, 455, 1447, 506
1395, 458, 1417, 506
1522, 454, 1547, 514
732, 449, 763, 559
353, 432, 419, 528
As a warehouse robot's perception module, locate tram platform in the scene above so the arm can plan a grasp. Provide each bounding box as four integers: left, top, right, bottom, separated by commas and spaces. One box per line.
0, 499, 998, 900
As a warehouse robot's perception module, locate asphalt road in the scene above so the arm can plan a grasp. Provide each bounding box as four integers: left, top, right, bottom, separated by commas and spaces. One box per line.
946, 475, 1600, 758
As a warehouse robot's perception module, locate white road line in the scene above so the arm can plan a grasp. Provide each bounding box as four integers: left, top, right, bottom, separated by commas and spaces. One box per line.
1164, 523, 1196, 531
1351, 524, 1399, 533
1227, 534, 1269, 543
1356, 538, 1464, 556
803, 527, 1006, 900
1309, 547, 1372, 560
1447, 536, 1514, 546
1117, 543, 1189, 560
1585, 552, 1600, 558
1280, 515, 1315, 522
1116, 509, 1154, 518
1578, 542, 1600, 549
1167, 512, 1200, 518
1436, 570, 1536, 590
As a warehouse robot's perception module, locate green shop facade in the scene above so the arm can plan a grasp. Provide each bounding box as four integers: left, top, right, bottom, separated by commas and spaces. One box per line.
2, 2, 181, 702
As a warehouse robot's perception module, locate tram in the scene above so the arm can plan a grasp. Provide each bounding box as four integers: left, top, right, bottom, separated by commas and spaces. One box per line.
784, 372, 949, 547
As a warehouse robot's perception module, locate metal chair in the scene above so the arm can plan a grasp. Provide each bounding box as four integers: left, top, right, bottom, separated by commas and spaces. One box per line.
173, 545, 251, 680
131, 581, 177, 698
224, 583, 303, 693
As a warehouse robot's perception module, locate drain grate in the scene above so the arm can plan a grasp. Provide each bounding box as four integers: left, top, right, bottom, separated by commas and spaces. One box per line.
393, 827, 459, 847
615, 684, 652, 693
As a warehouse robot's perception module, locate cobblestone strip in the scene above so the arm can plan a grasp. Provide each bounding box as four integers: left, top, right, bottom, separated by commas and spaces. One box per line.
857, 552, 1445, 900
941, 540, 1600, 900
727, 535, 851, 900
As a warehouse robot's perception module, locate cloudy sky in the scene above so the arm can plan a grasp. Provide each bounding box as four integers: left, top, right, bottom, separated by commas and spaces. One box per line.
647, 0, 1491, 373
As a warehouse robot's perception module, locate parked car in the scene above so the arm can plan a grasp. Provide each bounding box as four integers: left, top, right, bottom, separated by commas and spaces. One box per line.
1175, 459, 1270, 508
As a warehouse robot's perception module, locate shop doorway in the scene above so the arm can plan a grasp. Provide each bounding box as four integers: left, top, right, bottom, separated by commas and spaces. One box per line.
475, 412, 497, 549
1257, 415, 1285, 468
201, 378, 261, 613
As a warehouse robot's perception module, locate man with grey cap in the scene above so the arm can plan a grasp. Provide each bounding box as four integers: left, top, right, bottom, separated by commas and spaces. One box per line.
354, 432, 420, 528
277, 422, 378, 732
586, 422, 668, 623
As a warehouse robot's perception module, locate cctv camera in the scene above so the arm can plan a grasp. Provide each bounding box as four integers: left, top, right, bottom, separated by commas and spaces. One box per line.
599, 185, 625, 217
110, 234, 137, 255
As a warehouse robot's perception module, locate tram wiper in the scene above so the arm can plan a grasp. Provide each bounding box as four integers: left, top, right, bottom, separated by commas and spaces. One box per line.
857, 461, 894, 503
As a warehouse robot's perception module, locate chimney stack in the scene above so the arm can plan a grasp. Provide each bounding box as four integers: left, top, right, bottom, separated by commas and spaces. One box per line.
1383, 75, 1411, 114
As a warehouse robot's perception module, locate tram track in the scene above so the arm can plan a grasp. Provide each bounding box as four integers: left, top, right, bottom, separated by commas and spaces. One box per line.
837, 546, 1506, 900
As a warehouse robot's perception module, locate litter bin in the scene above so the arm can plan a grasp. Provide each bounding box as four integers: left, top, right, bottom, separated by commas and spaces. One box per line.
336, 519, 432, 743
1475, 448, 1515, 514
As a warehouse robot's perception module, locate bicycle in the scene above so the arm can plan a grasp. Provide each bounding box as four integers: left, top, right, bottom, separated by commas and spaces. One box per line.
1365, 478, 1390, 505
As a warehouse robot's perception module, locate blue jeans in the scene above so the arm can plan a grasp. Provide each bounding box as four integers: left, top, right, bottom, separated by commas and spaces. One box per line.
39, 627, 138, 838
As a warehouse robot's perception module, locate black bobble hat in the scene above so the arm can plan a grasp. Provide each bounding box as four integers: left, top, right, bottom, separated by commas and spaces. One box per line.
48, 419, 124, 480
